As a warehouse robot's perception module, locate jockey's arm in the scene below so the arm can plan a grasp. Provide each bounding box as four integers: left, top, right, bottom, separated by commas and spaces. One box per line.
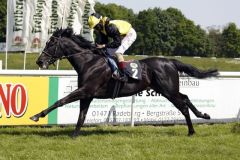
105, 24, 121, 48
94, 30, 108, 45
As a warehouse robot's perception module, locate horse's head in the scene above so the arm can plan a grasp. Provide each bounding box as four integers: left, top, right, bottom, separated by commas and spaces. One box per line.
37, 27, 98, 69
36, 28, 73, 69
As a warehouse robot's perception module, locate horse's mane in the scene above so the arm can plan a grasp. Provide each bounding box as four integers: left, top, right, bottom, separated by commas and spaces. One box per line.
53, 28, 96, 50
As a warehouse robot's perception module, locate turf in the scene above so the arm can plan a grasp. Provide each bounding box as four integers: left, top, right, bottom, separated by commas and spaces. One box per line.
0, 123, 239, 160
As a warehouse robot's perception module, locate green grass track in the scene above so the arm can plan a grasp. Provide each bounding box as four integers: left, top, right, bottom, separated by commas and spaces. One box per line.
0, 123, 239, 160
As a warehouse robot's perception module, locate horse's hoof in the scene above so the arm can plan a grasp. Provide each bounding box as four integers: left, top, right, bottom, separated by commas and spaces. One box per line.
71, 132, 79, 139
188, 131, 195, 136
203, 113, 211, 119
30, 116, 39, 122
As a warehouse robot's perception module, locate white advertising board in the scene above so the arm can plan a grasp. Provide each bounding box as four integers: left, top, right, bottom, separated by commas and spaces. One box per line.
56, 77, 240, 125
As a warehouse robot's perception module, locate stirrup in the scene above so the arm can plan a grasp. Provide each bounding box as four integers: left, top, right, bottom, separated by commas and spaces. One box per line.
112, 70, 120, 80
112, 70, 128, 82
119, 74, 128, 82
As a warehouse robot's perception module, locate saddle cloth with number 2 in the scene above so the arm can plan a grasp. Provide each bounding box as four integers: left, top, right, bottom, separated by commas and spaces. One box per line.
124, 60, 142, 80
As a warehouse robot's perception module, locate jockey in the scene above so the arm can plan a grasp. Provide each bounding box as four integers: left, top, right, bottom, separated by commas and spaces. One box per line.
88, 13, 137, 82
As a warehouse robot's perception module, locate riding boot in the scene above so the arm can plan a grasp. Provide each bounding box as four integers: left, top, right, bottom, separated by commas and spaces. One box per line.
118, 61, 128, 82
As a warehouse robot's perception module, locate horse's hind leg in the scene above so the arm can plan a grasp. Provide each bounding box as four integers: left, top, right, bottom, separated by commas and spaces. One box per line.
72, 98, 92, 138
151, 71, 195, 135
153, 90, 195, 135
180, 93, 210, 119
168, 94, 195, 136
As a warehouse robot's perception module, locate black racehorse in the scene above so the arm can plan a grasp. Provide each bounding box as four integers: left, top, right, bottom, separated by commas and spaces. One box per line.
30, 28, 218, 137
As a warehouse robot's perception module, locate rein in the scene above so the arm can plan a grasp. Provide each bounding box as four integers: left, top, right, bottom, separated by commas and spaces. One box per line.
60, 50, 91, 59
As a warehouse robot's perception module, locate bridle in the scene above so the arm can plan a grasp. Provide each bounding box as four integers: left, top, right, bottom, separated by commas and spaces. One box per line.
41, 35, 91, 65
41, 36, 62, 65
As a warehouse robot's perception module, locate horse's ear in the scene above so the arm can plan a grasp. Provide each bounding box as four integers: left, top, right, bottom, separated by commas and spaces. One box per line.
52, 28, 60, 36
62, 27, 73, 37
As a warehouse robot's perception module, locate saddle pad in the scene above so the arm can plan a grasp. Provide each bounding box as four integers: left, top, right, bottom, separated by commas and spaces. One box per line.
125, 60, 142, 80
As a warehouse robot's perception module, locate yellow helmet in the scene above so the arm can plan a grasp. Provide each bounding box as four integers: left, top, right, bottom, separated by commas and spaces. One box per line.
88, 14, 102, 29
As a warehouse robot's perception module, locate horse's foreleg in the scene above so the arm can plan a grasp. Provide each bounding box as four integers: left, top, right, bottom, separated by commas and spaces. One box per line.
72, 98, 93, 138
30, 100, 65, 122
30, 88, 91, 122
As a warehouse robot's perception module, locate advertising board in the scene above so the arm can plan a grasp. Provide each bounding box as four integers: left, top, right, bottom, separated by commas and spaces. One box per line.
0, 77, 49, 125
0, 74, 239, 125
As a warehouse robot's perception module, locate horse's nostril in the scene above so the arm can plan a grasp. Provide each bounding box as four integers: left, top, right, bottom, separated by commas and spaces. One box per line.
36, 60, 43, 66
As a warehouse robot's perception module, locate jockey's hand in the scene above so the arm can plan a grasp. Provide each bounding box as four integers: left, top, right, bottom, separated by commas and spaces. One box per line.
96, 44, 106, 49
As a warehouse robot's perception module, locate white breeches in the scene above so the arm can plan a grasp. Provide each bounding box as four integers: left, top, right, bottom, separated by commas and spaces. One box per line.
107, 28, 137, 55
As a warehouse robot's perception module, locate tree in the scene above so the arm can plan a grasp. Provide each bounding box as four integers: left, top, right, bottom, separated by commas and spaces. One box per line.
133, 9, 161, 55
221, 23, 240, 58
155, 8, 177, 55
0, 0, 7, 42
164, 8, 211, 57
133, 8, 177, 55
95, 2, 135, 23
207, 27, 223, 57
133, 7, 211, 56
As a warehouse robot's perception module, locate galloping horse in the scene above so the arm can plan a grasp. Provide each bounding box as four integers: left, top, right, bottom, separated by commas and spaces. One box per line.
30, 28, 218, 137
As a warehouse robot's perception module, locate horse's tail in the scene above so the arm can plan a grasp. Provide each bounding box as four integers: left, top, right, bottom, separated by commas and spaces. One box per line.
171, 59, 219, 78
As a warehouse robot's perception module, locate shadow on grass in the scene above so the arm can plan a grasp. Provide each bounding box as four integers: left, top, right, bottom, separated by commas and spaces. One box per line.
232, 123, 240, 134
0, 124, 201, 138
0, 126, 129, 138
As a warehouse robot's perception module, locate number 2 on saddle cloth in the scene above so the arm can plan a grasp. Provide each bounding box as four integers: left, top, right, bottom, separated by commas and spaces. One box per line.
104, 50, 142, 81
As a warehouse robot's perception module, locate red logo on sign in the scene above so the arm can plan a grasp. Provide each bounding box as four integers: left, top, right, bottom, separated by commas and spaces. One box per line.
31, 38, 41, 48
14, 36, 23, 45
0, 84, 28, 118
